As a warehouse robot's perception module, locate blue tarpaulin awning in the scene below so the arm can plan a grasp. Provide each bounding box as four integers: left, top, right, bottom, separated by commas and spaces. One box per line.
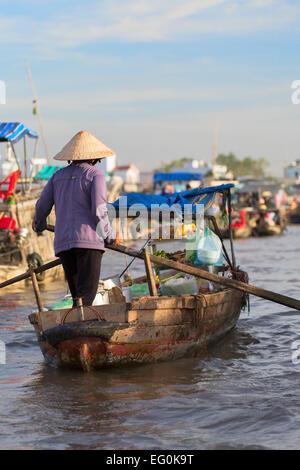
154, 172, 202, 183
33, 165, 65, 181
0, 122, 38, 144
112, 183, 233, 214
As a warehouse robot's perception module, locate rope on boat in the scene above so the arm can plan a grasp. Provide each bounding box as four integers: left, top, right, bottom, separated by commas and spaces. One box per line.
194, 294, 208, 328
230, 267, 250, 313
60, 305, 107, 326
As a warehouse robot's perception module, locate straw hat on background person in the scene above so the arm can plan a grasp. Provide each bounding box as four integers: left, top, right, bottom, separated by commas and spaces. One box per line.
54, 131, 115, 161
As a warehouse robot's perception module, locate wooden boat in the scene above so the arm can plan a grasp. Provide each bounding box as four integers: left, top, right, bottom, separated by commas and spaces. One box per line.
0, 196, 63, 285
288, 213, 300, 224
0, 122, 64, 285
233, 226, 252, 239
28, 288, 245, 371
287, 206, 300, 224
219, 209, 252, 239
255, 225, 283, 236
253, 208, 286, 237
27, 184, 248, 371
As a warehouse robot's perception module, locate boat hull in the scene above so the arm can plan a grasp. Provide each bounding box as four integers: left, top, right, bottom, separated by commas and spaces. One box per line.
288, 213, 300, 224
255, 225, 283, 236
233, 226, 252, 239
29, 289, 245, 371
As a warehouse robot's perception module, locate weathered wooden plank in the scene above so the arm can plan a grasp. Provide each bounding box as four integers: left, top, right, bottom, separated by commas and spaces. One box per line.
127, 308, 194, 326
144, 249, 158, 296
40, 303, 128, 331
130, 295, 195, 310
197, 289, 243, 307
129, 290, 242, 310
110, 323, 195, 344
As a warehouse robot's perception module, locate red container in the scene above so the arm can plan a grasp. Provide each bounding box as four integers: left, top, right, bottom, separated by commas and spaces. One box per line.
0, 217, 16, 230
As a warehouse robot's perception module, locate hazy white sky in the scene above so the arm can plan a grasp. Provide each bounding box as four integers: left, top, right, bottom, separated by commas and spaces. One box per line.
1, 0, 300, 176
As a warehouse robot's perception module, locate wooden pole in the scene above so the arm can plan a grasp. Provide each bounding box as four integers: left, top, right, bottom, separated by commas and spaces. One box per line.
0, 258, 61, 289
23, 135, 28, 191
25, 62, 51, 165
207, 215, 233, 269
107, 243, 300, 311
144, 249, 157, 296
10, 142, 25, 194
28, 137, 39, 192
212, 119, 218, 167
227, 189, 236, 268
45, 225, 300, 311
29, 264, 44, 313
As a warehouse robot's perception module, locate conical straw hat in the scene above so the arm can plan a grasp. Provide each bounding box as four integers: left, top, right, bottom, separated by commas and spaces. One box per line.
53, 131, 115, 161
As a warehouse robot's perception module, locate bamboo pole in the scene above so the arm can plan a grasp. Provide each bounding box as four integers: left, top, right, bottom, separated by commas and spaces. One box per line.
25, 62, 50, 165
28, 264, 44, 313
10, 142, 25, 194
23, 135, 28, 191
144, 249, 157, 296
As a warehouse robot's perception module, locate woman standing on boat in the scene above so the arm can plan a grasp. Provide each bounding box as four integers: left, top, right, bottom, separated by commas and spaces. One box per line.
33, 131, 118, 307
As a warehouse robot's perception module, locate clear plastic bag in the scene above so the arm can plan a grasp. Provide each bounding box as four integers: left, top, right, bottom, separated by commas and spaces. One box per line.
160, 275, 198, 296
195, 227, 222, 266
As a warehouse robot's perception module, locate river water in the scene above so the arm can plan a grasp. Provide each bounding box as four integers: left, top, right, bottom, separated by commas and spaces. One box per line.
0, 226, 300, 450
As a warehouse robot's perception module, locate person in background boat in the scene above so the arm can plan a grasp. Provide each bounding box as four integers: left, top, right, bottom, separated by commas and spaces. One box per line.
162, 183, 175, 195
186, 183, 192, 191
262, 191, 273, 209
275, 186, 287, 209
253, 203, 276, 235
32, 131, 119, 307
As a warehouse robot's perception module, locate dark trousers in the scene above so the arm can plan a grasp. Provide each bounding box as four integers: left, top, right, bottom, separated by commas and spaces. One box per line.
58, 248, 103, 306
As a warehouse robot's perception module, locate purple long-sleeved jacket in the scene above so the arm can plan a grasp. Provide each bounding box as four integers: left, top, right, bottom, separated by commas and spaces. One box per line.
34, 162, 116, 255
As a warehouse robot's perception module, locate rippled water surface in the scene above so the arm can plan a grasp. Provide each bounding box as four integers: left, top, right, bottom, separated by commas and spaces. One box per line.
1, 227, 300, 450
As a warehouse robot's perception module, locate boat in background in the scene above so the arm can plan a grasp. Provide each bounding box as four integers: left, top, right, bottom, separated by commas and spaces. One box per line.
153, 172, 203, 194
0, 122, 63, 285
231, 209, 253, 239
219, 183, 287, 238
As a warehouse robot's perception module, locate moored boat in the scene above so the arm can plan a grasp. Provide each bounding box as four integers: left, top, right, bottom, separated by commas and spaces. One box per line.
0, 122, 64, 285
231, 209, 252, 239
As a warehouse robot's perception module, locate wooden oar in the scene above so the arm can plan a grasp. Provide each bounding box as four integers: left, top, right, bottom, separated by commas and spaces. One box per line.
45, 224, 300, 310
2, 224, 300, 312
0, 258, 62, 289
108, 243, 300, 311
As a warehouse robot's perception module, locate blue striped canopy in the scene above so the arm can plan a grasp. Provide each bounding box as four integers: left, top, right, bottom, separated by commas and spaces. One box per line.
0, 122, 38, 144
112, 183, 234, 214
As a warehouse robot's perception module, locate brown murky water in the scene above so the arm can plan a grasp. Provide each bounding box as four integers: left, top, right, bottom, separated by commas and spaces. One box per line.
0, 227, 300, 450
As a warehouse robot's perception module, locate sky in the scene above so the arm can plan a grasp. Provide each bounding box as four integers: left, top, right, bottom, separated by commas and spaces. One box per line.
1, 0, 300, 176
